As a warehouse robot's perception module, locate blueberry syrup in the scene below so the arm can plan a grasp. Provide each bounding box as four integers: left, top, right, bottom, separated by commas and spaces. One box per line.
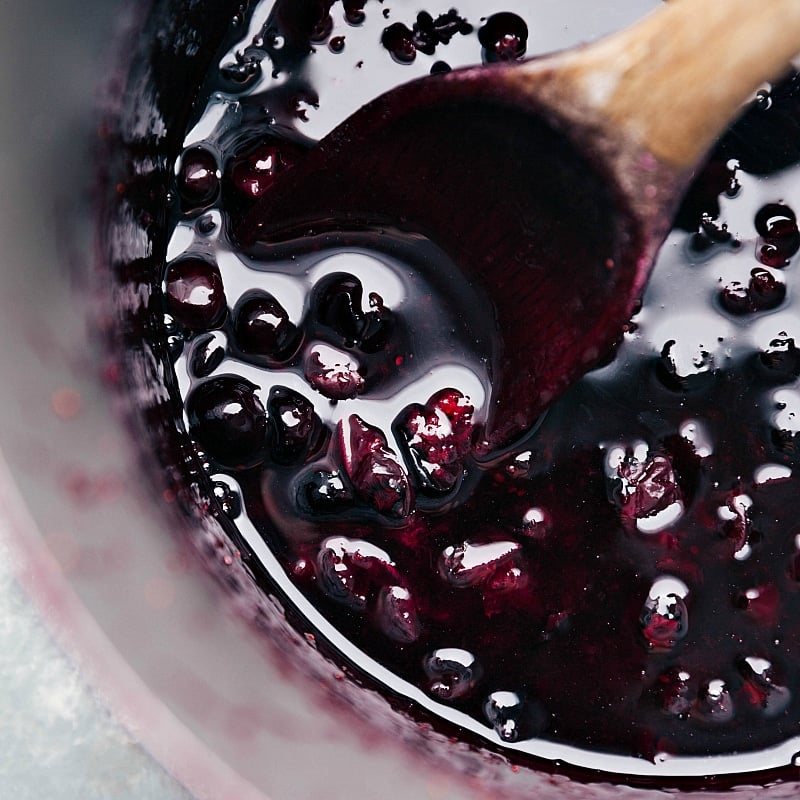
104, 0, 800, 789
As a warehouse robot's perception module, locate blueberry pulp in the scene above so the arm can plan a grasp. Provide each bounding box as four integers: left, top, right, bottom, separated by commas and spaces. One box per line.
104, 0, 800, 788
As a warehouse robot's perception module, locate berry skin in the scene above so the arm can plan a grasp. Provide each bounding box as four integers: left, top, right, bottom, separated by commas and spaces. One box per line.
164, 257, 227, 331
187, 377, 267, 470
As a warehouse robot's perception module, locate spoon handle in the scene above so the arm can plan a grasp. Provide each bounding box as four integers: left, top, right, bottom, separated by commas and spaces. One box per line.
523, 0, 800, 170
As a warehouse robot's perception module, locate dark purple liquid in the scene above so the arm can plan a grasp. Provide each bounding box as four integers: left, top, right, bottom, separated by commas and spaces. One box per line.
103, 0, 800, 789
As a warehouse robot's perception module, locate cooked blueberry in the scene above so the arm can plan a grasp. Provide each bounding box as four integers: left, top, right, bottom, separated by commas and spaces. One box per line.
639, 578, 689, 652
316, 536, 393, 610
227, 137, 304, 201
343, 0, 366, 25
317, 544, 369, 610
738, 657, 791, 717
692, 679, 734, 724
309, 11, 333, 43
721, 268, 786, 314
187, 377, 267, 470
177, 146, 220, 209
220, 57, 262, 87
478, 12, 528, 62
164, 257, 227, 330
266, 386, 324, 465
439, 540, 520, 588
755, 202, 797, 238
612, 454, 681, 520
310, 272, 394, 352
188, 331, 226, 378
735, 584, 780, 625
297, 470, 354, 516
719, 493, 753, 556
755, 202, 800, 267
233, 291, 300, 360
654, 667, 693, 718
483, 691, 526, 742
374, 585, 420, 643
340, 415, 412, 518
166, 327, 184, 361
304, 344, 365, 400
360, 291, 394, 352
749, 267, 786, 310
381, 23, 417, 63
422, 648, 481, 701
212, 480, 242, 518
312, 273, 365, 345
395, 388, 473, 493
719, 280, 751, 314
658, 338, 716, 390
410, 12, 437, 55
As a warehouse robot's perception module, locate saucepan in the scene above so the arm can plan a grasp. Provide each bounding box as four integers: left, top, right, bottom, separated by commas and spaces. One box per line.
3, 1, 800, 798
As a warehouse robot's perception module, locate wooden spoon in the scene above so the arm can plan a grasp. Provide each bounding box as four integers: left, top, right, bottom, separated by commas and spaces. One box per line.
236, 0, 800, 454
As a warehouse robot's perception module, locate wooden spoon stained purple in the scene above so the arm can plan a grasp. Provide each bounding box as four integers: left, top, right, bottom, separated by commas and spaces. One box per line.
236, 0, 800, 454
